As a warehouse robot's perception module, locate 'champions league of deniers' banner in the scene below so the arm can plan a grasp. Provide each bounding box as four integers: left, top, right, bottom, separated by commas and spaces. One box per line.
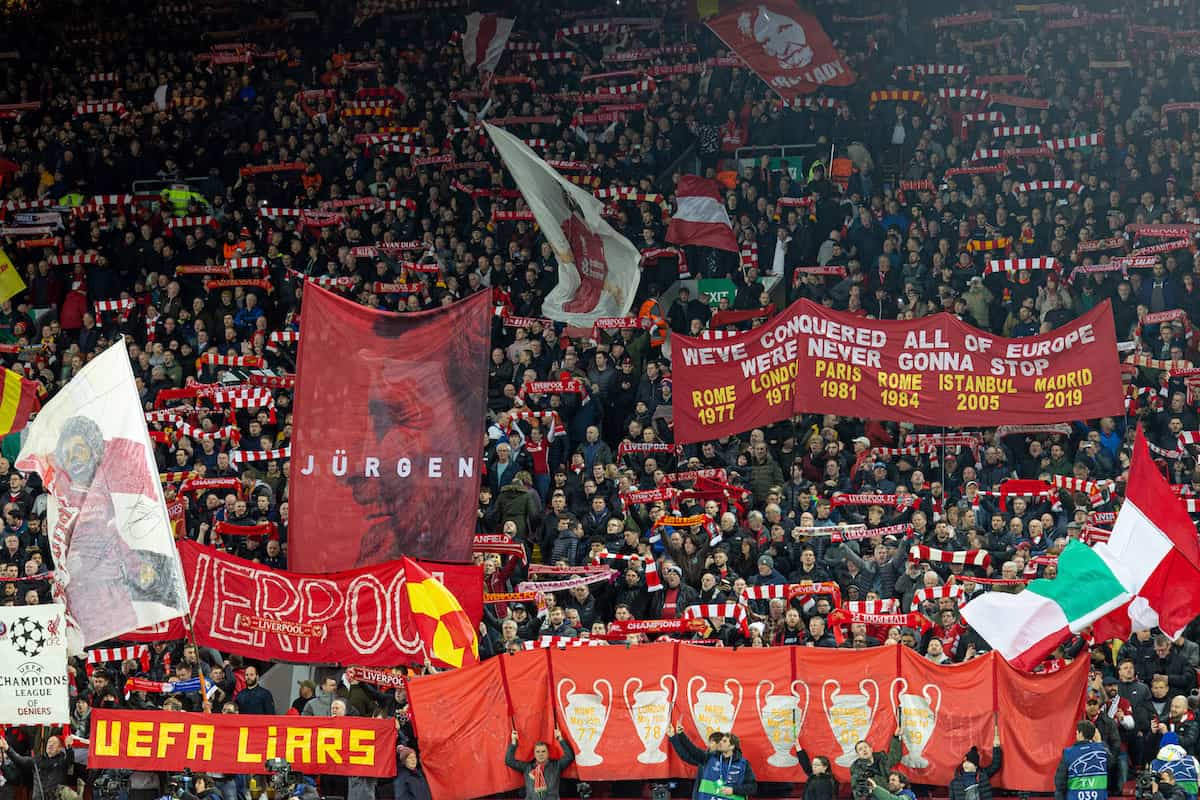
407, 646, 1087, 800
290, 285, 491, 571
673, 299, 1122, 443
124, 542, 483, 669
88, 709, 397, 778
0, 604, 70, 724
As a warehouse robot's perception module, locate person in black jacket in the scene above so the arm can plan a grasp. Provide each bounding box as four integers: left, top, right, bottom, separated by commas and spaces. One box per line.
0, 735, 73, 800
393, 746, 432, 800
233, 666, 276, 715
797, 747, 837, 800
948, 726, 1003, 800
669, 724, 758, 800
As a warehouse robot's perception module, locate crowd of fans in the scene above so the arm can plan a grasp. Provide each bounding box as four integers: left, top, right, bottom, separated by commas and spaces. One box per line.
2, 0, 1200, 796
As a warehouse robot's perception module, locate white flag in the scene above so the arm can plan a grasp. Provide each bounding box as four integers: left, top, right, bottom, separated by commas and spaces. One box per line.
16, 340, 188, 653
485, 122, 640, 326
0, 604, 70, 724
463, 13, 514, 74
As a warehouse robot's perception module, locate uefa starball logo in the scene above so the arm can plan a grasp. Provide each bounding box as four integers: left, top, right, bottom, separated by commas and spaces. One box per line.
3, 615, 59, 659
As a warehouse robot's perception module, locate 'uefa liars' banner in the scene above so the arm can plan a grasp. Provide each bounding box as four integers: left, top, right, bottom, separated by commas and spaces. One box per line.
124, 542, 482, 669
290, 286, 491, 571
705, 0, 855, 100
406, 646, 1086, 800
673, 298, 1122, 442
0, 604, 70, 724
88, 709, 396, 777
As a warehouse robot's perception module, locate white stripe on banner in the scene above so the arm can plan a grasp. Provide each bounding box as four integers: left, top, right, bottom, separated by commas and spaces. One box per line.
674, 194, 731, 225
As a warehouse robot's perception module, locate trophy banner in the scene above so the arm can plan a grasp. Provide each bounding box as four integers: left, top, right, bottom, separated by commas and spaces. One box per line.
549, 645, 681, 778
407, 645, 1087, 800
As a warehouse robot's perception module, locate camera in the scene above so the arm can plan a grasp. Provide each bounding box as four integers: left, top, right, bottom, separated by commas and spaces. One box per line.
167, 769, 195, 800
650, 784, 671, 800
94, 770, 131, 798
577, 782, 592, 800
265, 757, 306, 794
1136, 769, 1157, 800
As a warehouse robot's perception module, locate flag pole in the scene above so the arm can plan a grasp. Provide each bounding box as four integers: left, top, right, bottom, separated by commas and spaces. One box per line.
182, 613, 211, 713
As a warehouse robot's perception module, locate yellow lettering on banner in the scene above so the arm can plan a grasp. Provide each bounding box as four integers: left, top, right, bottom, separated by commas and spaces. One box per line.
265, 726, 279, 761
94, 721, 121, 758
316, 729, 344, 764
691, 384, 737, 424
127, 721, 155, 758
939, 374, 1016, 394
156, 722, 185, 758
348, 730, 375, 766
188, 726, 215, 761
285, 728, 313, 765
815, 359, 862, 383
1034, 369, 1093, 392
877, 371, 922, 391
237, 728, 262, 763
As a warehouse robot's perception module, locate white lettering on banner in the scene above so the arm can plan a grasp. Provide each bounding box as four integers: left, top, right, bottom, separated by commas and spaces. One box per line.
296, 453, 474, 478
898, 352, 974, 371
1004, 324, 1095, 357
681, 342, 748, 367
189, 552, 421, 657
805, 339, 881, 369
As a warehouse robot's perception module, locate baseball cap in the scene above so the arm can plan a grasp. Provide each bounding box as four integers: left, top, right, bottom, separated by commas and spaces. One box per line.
853, 436, 871, 447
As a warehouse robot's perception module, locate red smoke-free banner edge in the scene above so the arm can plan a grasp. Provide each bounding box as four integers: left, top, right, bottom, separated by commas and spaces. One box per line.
673, 298, 1122, 443
289, 286, 490, 571
407, 646, 1086, 799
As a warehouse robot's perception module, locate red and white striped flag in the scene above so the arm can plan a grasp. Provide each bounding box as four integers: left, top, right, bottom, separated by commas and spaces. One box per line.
665, 176, 738, 253
908, 545, 991, 569
463, 13, 514, 74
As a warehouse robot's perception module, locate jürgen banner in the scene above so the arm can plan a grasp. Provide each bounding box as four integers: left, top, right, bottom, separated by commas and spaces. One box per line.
290, 285, 490, 570
673, 299, 1122, 443
705, 0, 856, 100
125, 541, 483, 669
88, 709, 396, 777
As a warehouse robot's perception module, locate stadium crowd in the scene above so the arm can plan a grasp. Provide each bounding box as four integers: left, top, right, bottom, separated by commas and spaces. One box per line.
2, 0, 1200, 796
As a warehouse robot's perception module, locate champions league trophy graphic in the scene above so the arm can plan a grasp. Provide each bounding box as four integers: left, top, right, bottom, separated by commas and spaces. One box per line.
623, 676, 677, 764
822, 678, 879, 766
557, 677, 613, 766
890, 678, 942, 769
756, 679, 810, 767
687, 676, 744, 741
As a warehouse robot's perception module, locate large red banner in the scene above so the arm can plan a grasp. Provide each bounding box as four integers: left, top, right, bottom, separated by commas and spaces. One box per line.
705, 0, 855, 100
125, 541, 482, 668
406, 646, 1086, 800
673, 298, 1122, 443
289, 285, 491, 570
88, 709, 396, 777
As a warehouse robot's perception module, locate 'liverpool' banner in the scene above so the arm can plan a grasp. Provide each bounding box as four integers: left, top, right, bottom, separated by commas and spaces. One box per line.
88, 709, 396, 777
705, 0, 856, 100
290, 286, 490, 570
0, 604, 69, 724
673, 298, 1121, 442
124, 542, 482, 669
406, 646, 1086, 800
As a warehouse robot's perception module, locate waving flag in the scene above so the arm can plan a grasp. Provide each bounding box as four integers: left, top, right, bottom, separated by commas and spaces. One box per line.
402, 557, 479, 669
1089, 427, 1200, 641
464, 13, 514, 74
705, 0, 855, 100
666, 176, 739, 252
15, 340, 188, 653
0, 366, 40, 436
486, 122, 640, 326
963, 425, 1200, 669
0, 248, 26, 304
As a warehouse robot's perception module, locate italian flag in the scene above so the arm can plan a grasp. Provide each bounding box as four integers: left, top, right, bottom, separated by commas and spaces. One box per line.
962, 427, 1200, 671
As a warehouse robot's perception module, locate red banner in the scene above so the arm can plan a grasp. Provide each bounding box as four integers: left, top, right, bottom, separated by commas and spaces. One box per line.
406, 646, 1085, 799
290, 286, 490, 569
124, 541, 482, 668
88, 709, 396, 777
673, 298, 1121, 442
705, 0, 856, 100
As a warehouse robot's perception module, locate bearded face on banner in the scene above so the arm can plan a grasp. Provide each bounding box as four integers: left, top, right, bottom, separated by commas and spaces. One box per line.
738, 5, 813, 69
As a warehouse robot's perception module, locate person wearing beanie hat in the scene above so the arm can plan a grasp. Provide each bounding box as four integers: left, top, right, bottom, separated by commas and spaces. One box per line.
394, 745, 431, 800
950, 723, 1003, 800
